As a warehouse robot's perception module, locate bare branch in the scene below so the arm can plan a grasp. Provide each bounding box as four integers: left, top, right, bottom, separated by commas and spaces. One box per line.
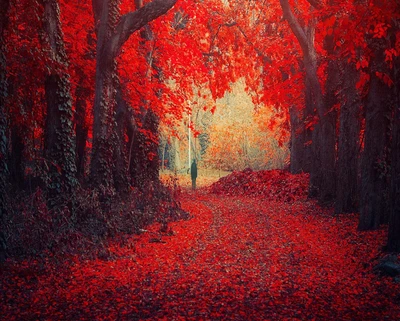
236, 25, 272, 65
208, 21, 237, 57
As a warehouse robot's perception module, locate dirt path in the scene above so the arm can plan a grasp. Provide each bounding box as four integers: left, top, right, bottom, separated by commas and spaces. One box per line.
1, 189, 400, 320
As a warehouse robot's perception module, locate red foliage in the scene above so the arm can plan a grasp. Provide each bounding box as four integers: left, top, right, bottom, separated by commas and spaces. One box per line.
3, 188, 399, 320
210, 169, 309, 202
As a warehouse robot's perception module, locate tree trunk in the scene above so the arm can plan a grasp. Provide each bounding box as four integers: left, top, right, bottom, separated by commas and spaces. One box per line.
130, 110, 160, 188
90, 0, 177, 188
127, 0, 164, 189
172, 136, 181, 171
358, 37, 393, 230
308, 28, 337, 203
90, 30, 116, 187
160, 137, 167, 171
335, 62, 361, 214
113, 85, 129, 192
74, 79, 89, 180
387, 56, 400, 251
44, 74, 77, 197
42, 0, 77, 200
0, 0, 10, 262
318, 33, 338, 203
129, 127, 141, 186
90, 1, 116, 187
312, 100, 336, 204
289, 103, 312, 174
280, 1, 336, 203
10, 126, 25, 189
144, 110, 160, 183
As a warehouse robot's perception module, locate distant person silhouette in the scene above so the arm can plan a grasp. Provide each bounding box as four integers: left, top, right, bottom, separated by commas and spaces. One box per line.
190, 159, 197, 190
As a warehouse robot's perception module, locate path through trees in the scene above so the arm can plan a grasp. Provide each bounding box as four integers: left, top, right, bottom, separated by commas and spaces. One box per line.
1, 185, 399, 320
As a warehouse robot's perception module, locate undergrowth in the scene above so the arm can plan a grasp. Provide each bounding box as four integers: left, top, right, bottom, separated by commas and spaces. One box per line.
1, 179, 188, 262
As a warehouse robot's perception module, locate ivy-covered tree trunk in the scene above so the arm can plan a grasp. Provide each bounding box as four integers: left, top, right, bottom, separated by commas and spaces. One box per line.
145, 111, 161, 182
74, 77, 89, 180
90, 0, 118, 188
75, 32, 95, 181
129, 0, 161, 188
0, 0, 10, 262
90, 0, 177, 188
42, 0, 77, 200
358, 36, 393, 230
113, 85, 130, 192
130, 110, 160, 188
335, 61, 361, 214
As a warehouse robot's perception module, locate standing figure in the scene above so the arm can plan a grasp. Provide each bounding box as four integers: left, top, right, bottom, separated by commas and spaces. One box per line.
190, 159, 197, 190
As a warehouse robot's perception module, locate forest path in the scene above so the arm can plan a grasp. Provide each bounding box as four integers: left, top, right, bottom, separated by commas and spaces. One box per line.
1, 188, 400, 320
174, 189, 397, 320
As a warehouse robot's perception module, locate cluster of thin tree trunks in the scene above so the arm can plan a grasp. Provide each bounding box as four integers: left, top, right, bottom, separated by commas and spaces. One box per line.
284, 0, 400, 250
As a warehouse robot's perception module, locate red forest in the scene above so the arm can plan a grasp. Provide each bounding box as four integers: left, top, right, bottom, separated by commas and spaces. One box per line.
1, 0, 400, 319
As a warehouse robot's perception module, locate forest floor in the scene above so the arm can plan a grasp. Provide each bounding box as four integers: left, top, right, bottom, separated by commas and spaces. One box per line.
1, 172, 400, 320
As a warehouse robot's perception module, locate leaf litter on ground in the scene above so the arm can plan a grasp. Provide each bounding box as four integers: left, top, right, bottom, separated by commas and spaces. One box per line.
1, 169, 400, 320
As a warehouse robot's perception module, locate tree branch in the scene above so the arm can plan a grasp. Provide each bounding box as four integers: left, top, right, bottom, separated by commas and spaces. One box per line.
109, 0, 177, 58
134, 0, 143, 10
92, 0, 104, 30
236, 25, 272, 65
306, 0, 323, 9
279, 0, 309, 55
211, 22, 237, 49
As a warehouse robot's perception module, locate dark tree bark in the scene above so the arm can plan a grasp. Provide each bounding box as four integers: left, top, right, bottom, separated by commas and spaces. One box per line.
74, 82, 89, 180
280, 1, 336, 203
306, 0, 323, 8
89, 0, 118, 187
42, 0, 77, 199
129, 0, 162, 189
315, 32, 338, 203
289, 105, 312, 173
90, 0, 177, 187
289, 65, 313, 174
130, 110, 160, 188
113, 86, 130, 192
303, 74, 315, 174
387, 56, 400, 251
75, 33, 96, 181
0, 0, 10, 262
358, 36, 394, 230
335, 62, 361, 214
10, 126, 25, 189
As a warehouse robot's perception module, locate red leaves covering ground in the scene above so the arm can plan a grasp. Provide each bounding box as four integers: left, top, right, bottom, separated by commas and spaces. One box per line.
1, 172, 400, 320
210, 169, 309, 202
